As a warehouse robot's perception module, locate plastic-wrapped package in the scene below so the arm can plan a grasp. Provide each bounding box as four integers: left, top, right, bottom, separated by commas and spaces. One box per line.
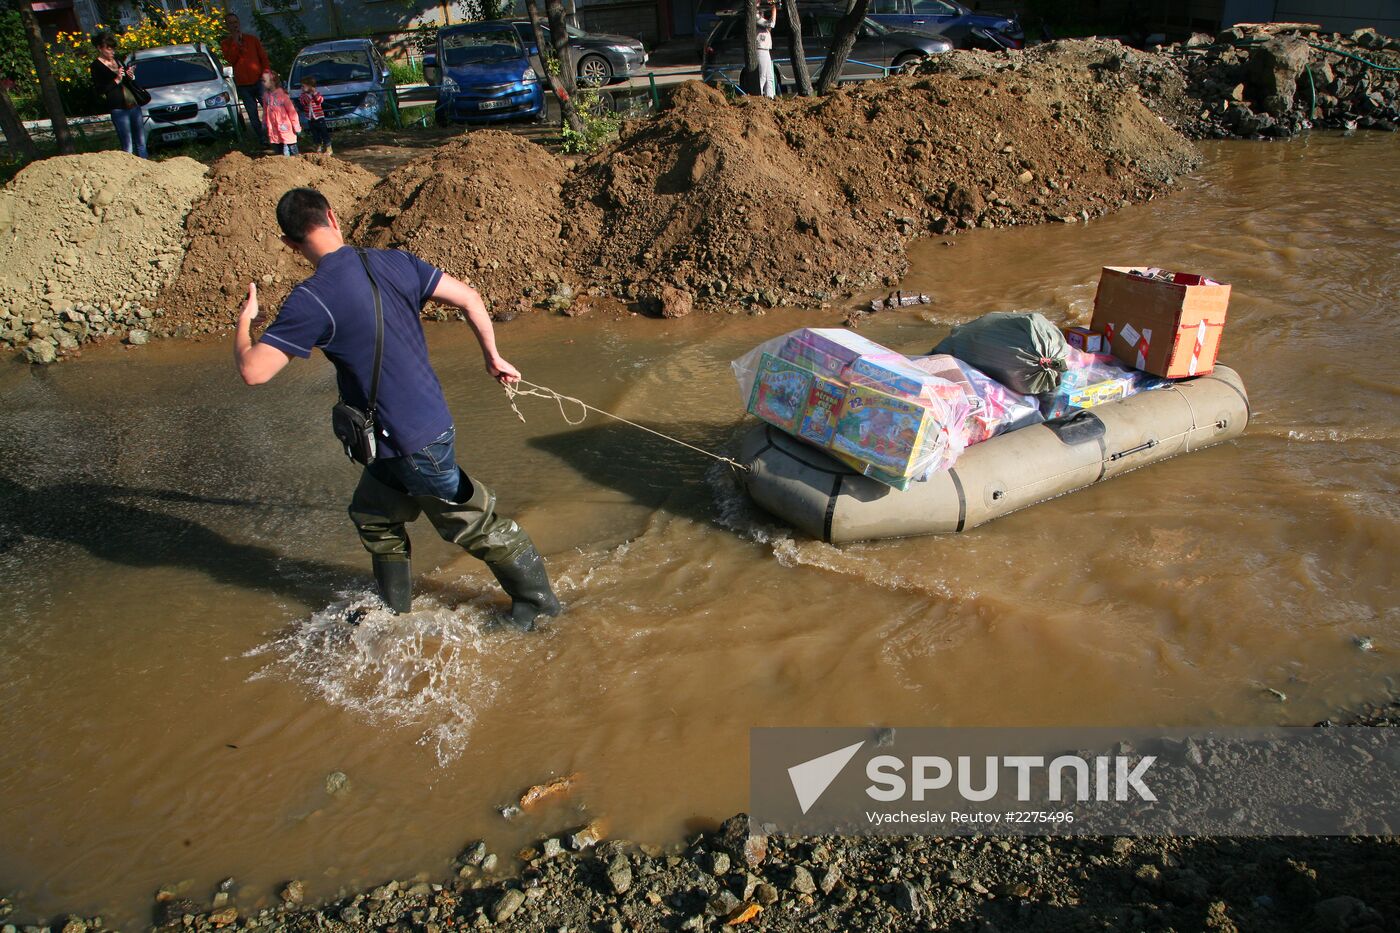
1039, 346, 1168, 419
909, 354, 1044, 444
734, 329, 972, 489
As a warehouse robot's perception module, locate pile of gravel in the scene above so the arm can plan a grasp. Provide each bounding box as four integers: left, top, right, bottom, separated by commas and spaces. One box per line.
0, 152, 209, 364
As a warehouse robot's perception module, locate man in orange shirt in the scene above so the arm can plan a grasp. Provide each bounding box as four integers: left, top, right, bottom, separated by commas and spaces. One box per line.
220, 12, 272, 144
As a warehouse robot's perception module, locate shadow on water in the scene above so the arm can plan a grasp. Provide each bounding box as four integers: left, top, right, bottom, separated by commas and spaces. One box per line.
0, 474, 358, 606
526, 420, 742, 526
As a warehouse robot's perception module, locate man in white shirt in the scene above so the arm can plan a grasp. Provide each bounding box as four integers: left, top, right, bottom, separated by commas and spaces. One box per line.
756, 0, 778, 98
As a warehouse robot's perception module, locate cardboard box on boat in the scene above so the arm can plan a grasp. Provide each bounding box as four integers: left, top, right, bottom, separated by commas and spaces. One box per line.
1090, 266, 1229, 378
1064, 326, 1105, 354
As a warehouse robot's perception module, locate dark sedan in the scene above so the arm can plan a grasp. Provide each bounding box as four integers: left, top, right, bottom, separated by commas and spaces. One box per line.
702, 8, 953, 87
509, 20, 648, 87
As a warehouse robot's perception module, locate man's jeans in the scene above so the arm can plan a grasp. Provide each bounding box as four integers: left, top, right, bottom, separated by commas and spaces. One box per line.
236, 83, 264, 142
111, 106, 147, 158
349, 427, 534, 567
366, 428, 461, 500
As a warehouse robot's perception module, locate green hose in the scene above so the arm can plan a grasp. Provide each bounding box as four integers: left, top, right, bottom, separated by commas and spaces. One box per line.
1306, 41, 1400, 73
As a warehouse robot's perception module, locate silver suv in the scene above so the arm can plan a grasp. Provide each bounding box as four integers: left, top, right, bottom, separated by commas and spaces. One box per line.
128, 43, 240, 146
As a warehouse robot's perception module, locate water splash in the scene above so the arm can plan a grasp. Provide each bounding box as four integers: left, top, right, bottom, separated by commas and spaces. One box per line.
247, 589, 510, 765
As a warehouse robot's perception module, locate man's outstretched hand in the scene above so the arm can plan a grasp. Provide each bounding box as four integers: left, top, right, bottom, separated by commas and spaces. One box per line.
487, 355, 521, 387
239, 282, 260, 324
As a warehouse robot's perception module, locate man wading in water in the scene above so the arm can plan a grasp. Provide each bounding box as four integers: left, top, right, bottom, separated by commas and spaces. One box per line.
232, 187, 562, 629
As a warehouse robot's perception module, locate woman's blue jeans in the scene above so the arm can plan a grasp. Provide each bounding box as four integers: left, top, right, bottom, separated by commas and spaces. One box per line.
366, 428, 461, 501
111, 106, 147, 158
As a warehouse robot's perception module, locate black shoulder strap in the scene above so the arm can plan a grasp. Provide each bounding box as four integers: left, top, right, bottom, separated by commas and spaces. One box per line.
354, 247, 384, 416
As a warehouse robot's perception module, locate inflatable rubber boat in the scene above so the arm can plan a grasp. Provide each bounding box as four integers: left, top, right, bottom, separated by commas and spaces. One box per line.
738, 365, 1249, 544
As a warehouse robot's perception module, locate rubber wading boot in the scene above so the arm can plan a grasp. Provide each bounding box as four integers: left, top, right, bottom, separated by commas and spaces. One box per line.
487, 545, 562, 631
349, 469, 422, 617
373, 556, 413, 614
415, 468, 562, 630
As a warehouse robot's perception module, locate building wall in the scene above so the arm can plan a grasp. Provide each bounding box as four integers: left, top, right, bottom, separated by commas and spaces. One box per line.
1226, 0, 1400, 36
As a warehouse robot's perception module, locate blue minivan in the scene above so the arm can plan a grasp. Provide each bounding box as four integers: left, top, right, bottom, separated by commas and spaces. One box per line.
289, 39, 397, 129
425, 22, 544, 124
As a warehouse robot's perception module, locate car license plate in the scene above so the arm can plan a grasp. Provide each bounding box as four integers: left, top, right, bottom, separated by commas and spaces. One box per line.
164, 129, 198, 141
478, 99, 508, 110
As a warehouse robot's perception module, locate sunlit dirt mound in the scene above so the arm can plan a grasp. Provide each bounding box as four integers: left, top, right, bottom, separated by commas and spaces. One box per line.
348, 131, 569, 319
564, 60, 1198, 310
157, 151, 378, 334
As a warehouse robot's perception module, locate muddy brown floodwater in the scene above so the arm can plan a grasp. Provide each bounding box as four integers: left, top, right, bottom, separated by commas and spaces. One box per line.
1, 133, 1397, 927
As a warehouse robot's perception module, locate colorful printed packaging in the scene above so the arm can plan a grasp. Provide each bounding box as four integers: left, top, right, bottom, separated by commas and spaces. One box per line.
1064, 326, 1105, 354
846, 352, 931, 399
746, 353, 813, 433
734, 330, 972, 489
830, 384, 932, 477
796, 375, 847, 446
778, 328, 890, 378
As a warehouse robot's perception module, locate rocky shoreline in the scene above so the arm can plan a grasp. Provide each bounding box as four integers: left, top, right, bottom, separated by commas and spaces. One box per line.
6, 700, 1394, 933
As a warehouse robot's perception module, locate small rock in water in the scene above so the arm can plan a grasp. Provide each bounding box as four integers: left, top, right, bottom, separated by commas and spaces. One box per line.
125, 329, 149, 346
325, 771, 351, 795
280, 880, 306, 905
461, 841, 488, 866
480, 853, 499, 872
1354, 635, 1375, 652
207, 906, 238, 927
541, 837, 564, 859
339, 906, 363, 923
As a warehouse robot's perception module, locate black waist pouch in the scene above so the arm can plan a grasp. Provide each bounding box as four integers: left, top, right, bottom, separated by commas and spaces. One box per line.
332, 401, 377, 465
331, 248, 384, 466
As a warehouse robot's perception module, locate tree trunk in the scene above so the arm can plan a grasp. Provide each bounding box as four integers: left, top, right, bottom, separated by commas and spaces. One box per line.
21, 3, 73, 155
783, 0, 813, 97
739, 0, 760, 94
0, 82, 39, 161
816, 0, 870, 95
527, 0, 585, 134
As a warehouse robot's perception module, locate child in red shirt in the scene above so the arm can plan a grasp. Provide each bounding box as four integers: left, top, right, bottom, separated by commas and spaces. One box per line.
298, 75, 333, 155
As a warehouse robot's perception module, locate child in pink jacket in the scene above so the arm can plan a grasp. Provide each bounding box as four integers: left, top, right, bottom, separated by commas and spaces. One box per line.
260, 70, 301, 155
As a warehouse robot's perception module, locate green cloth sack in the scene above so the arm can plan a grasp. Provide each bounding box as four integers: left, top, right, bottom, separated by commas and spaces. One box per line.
931, 312, 1069, 395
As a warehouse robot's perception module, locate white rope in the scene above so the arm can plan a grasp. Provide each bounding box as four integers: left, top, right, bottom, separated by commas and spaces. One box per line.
502, 378, 750, 472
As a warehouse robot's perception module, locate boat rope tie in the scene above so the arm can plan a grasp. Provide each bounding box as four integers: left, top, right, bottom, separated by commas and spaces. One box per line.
502, 378, 750, 472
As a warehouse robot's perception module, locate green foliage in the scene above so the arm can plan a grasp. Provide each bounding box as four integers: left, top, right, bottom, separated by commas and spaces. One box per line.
251, 0, 308, 77
387, 57, 423, 85
559, 89, 619, 153
453, 0, 514, 22
0, 9, 33, 86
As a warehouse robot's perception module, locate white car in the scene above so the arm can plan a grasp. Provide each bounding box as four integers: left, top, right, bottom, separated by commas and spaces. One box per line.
127, 43, 241, 147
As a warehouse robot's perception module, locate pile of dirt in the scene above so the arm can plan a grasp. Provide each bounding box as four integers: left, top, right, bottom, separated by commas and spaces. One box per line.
563, 53, 1199, 312
0, 152, 209, 363
156, 151, 378, 336
348, 131, 568, 319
